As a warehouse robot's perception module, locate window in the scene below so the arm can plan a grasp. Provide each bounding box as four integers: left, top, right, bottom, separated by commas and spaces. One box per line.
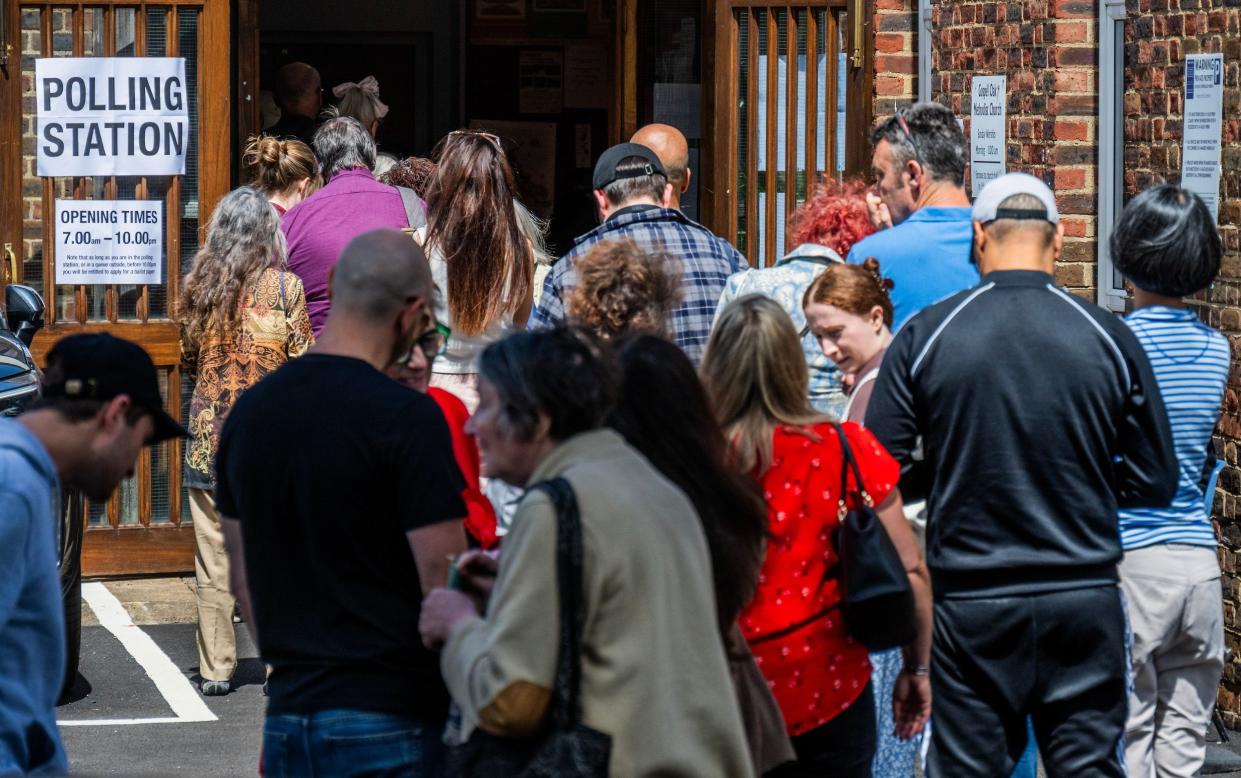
1097, 0, 1127, 312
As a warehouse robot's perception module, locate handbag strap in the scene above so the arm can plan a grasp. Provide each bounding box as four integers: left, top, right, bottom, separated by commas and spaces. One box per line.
832, 423, 874, 520
530, 477, 587, 730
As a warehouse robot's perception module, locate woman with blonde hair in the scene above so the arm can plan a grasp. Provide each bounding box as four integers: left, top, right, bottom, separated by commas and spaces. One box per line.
178, 186, 313, 696
701, 294, 932, 777
242, 135, 320, 214
331, 76, 398, 175
419, 129, 534, 411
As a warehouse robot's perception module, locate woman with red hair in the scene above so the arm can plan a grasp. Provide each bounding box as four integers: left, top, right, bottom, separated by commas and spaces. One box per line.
713, 177, 876, 417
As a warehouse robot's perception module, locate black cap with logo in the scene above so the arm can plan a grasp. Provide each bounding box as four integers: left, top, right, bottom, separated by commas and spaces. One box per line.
591, 142, 668, 191
42, 333, 187, 442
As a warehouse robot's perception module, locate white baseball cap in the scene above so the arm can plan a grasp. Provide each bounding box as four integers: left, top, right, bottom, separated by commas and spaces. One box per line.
972, 172, 1060, 225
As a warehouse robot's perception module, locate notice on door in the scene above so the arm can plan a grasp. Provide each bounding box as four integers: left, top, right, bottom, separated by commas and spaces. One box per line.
55, 201, 163, 285
36, 57, 189, 177
1182, 53, 1224, 222
970, 75, 1007, 196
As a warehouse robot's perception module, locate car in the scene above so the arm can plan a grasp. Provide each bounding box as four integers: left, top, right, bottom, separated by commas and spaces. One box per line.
0, 284, 46, 417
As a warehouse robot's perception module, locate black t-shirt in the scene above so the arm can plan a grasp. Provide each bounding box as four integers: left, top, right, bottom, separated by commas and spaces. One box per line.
215, 354, 466, 720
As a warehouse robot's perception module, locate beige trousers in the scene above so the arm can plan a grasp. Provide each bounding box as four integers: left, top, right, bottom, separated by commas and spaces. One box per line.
189, 488, 237, 682
1120, 544, 1224, 778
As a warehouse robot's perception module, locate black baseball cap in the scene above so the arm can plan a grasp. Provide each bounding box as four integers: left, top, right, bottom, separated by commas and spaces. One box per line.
42, 334, 187, 442
592, 142, 668, 190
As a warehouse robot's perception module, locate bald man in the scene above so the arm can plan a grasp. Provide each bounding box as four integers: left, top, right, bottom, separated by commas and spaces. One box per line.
218, 229, 466, 775
263, 62, 322, 147
632, 123, 691, 210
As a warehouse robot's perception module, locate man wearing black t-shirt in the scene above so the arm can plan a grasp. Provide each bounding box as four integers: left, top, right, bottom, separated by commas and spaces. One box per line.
217, 229, 467, 776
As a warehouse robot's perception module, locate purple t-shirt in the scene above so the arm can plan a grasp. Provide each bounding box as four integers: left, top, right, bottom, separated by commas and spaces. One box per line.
281, 167, 410, 334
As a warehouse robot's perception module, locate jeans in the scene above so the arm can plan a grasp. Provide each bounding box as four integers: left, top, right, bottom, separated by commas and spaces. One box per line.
262, 710, 444, 778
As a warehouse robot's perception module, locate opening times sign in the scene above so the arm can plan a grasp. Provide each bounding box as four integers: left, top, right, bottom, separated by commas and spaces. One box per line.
36, 57, 189, 177
55, 201, 163, 285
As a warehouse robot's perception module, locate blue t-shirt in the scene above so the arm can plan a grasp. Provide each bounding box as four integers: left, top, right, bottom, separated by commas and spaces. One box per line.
0, 420, 67, 775
846, 207, 979, 331
1118, 306, 1229, 550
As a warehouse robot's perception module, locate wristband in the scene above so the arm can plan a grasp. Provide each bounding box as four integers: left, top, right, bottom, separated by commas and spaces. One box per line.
903, 664, 930, 676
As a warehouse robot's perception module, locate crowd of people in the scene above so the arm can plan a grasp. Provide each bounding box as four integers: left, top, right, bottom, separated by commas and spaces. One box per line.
0, 81, 1230, 778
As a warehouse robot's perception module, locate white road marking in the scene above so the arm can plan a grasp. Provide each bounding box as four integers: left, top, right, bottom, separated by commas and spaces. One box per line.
58, 582, 218, 726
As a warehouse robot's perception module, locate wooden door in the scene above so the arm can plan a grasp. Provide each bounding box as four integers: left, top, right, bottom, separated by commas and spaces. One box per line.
703, 0, 873, 266
0, 0, 230, 575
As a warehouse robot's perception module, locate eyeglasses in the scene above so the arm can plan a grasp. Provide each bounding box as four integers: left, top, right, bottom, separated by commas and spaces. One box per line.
894, 108, 927, 173
394, 321, 451, 367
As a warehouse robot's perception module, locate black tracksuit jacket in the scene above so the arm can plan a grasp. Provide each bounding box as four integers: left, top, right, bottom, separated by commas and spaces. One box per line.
866, 270, 1178, 598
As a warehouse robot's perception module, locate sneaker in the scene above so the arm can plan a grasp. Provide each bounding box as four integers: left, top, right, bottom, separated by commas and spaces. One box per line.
201, 680, 230, 696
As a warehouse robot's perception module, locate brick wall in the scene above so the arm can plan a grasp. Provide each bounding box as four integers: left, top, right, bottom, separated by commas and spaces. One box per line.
1121, 0, 1241, 726
873, 0, 919, 115
902, 0, 1241, 723
926, 0, 1099, 298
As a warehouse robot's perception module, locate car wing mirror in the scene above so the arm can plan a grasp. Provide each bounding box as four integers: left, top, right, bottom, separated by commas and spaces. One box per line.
6, 284, 46, 348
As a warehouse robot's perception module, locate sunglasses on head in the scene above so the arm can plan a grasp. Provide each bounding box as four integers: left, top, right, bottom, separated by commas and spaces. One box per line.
894, 108, 927, 173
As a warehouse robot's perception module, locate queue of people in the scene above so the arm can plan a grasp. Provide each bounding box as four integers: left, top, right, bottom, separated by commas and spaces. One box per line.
0, 95, 1229, 778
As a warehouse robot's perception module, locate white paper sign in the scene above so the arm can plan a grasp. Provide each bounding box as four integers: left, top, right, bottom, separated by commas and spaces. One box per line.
1182, 53, 1224, 221
55, 200, 163, 285
36, 57, 189, 177
970, 75, 1007, 196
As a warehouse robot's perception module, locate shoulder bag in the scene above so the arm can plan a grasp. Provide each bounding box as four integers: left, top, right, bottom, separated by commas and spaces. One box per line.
832, 423, 917, 651
450, 477, 612, 777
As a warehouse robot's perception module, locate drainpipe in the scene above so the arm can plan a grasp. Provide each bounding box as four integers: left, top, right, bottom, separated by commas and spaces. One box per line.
918, 0, 932, 103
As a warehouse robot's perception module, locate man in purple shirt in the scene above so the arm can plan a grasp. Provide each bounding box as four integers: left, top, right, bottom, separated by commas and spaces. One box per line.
282, 116, 424, 334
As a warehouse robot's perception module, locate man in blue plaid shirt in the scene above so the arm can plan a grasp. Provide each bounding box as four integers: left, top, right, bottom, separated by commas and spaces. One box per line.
530, 142, 748, 365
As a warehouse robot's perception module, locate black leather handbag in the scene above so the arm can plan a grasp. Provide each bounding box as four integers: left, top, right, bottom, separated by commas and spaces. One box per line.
832, 424, 917, 652
449, 477, 612, 777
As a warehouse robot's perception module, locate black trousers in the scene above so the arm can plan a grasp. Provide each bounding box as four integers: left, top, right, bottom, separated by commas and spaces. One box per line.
927, 585, 1127, 778
771, 682, 875, 778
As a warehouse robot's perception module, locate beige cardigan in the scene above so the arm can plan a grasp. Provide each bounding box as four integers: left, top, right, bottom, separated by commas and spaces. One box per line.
442, 429, 754, 777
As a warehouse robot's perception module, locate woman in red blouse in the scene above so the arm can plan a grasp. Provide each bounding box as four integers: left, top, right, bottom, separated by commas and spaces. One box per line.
702, 294, 932, 777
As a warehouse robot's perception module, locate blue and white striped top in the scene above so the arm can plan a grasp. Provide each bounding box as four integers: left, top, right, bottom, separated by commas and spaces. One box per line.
1119, 306, 1229, 550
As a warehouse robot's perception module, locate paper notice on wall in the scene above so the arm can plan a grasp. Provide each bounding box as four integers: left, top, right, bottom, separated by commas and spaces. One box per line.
564, 46, 608, 109
36, 58, 189, 177
1182, 53, 1224, 222
970, 75, 1007, 196
519, 51, 563, 114
653, 83, 701, 139
55, 200, 163, 285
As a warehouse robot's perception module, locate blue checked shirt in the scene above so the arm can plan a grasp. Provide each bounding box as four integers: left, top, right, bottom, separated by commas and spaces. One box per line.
530, 206, 748, 365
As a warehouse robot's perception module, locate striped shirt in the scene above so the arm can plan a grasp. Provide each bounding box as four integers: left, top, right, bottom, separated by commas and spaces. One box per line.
1119, 306, 1229, 550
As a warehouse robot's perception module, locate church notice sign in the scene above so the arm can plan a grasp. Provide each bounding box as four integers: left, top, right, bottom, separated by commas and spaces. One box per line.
55, 201, 163, 285
1181, 53, 1224, 222
36, 57, 189, 177
970, 75, 1007, 197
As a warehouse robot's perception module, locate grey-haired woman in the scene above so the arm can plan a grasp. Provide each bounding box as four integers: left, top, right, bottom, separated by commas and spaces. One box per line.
178, 186, 313, 696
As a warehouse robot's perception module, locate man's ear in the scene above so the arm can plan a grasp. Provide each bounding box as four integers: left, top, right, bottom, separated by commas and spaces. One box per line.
905, 158, 924, 197
99, 394, 133, 433
1052, 222, 1065, 262
972, 222, 987, 266
660, 182, 675, 209
592, 189, 610, 221
681, 168, 692, 194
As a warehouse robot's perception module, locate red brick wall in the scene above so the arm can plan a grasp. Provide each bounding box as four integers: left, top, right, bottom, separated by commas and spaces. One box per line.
880, 0, 1241, 721
927, 0, 1099, 297
1121, 0, 1241, 725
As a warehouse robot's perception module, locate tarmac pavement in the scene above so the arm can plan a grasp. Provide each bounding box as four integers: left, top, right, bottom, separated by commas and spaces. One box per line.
53, 576, 1241, 777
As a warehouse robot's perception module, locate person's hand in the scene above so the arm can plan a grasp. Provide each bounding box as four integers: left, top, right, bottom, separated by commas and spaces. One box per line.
865, 191, 893, 231
420, 588, 479, 650
892, 671, 931, 739
456, 550, 500, 600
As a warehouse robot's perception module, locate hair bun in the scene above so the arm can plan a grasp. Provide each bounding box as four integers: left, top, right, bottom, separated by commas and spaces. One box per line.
861, 256, 894, 293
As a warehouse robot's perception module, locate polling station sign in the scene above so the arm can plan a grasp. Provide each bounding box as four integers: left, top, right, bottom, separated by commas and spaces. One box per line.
55, 201, 163, 285
36, 57, 189, 177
